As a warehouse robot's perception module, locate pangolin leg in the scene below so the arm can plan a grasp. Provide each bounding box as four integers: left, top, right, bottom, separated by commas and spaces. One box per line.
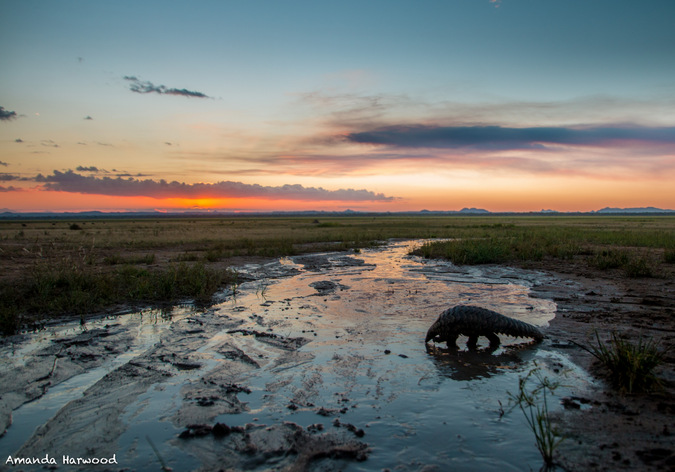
487, 332, 501, 348
446, 334, 459, 349
466, 335, 478, 350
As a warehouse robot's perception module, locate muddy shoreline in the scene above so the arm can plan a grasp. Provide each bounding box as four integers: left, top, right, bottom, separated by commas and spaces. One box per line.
527, 259, 675, 471
0, 242, 673, 471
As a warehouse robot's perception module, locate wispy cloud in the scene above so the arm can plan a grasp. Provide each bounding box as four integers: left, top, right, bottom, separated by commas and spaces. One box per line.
0, 106, 18, 121
34, 170, 394, 202
345, 124, 675, 150
300, 90, 675, 132
75, 166, 150, 177
0, 161, 8, 167
41, 139, 59, 148
0, 186, 21, 192
123, 76, 210, 98
296, 91, 416, 130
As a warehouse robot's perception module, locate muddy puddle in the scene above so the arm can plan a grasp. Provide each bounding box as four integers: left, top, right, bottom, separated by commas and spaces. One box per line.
0, 240, 594, 471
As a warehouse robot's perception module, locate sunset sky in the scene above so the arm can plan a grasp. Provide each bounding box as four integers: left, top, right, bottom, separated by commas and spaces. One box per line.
1, 0, 674, 213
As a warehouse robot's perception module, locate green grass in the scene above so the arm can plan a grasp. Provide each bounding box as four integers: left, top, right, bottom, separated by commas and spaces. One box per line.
412, 217, 674, 277
582, 331, 666, 394
0, 258, 233, 335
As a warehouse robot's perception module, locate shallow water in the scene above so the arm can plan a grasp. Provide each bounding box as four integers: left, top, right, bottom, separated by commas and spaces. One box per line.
0, 240, 593, 471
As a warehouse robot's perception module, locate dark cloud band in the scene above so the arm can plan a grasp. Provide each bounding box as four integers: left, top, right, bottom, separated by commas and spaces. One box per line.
124, 76, 209, 98
35, 170, 394, 202
346, 124, 675, 150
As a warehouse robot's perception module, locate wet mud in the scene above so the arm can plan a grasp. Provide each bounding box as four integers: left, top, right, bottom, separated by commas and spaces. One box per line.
1, 240, 667, 471
527, 264, 675, 471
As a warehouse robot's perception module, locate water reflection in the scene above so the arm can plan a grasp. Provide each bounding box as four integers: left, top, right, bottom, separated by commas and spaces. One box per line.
427, 344, 539, 381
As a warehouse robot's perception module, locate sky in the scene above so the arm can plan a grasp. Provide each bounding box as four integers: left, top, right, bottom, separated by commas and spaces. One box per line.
1, 0, 675, 213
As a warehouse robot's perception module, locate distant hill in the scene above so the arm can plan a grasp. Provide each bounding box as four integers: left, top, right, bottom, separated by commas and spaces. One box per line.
594, 207, 675, 214
458, 207, 490, 214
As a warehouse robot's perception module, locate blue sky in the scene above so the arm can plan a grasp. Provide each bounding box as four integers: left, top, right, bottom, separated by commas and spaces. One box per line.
2, 0, 674, 212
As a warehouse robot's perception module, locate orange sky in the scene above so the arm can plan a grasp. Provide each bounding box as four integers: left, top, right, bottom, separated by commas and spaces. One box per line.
3, 174, 673, 213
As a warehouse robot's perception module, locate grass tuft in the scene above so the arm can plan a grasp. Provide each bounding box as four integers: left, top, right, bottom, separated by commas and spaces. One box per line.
583, 331, 665, 394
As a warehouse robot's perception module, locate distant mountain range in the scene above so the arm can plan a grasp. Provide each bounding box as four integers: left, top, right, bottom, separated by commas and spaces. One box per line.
1, 207, 674, 219
593, 206, 674, 214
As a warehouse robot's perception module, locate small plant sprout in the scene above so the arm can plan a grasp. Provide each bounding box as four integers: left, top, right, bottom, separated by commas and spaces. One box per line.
507, 365, 565, 470
146, 435, 172, 471
231, 270, 240, 299
256, 278, 269, 300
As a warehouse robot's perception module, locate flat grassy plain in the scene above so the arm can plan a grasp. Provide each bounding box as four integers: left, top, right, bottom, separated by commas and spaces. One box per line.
1, 215, 674, 334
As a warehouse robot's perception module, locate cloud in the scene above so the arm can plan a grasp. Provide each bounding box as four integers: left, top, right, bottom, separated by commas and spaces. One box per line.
0, 173, 22, 181
0, 186, 21, 192
0, 106, 18, 121
41, 140, 59, 148
301, 90, 675, 135
76, 166, 99, 172
84, 115, 93, 120
34, 170, 395, 202
114, 172, 152, 177
124, 76, 210, 98
0, 161, 7, 167
345, 124, 675, 150
15, 138, 23, 143
296, 91, 415, 129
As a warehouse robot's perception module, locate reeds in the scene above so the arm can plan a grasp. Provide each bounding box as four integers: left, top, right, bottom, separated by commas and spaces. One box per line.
508, 366, 564, 470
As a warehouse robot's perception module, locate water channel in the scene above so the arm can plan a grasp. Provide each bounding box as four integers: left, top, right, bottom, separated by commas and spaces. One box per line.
0, 240, 593, 471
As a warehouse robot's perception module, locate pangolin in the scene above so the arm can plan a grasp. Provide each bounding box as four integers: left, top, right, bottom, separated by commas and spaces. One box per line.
425, 305, 544, 349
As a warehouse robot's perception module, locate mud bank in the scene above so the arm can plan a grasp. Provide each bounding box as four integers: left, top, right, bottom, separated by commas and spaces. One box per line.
528, 262, 675, 472
0, 240, 671, 471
